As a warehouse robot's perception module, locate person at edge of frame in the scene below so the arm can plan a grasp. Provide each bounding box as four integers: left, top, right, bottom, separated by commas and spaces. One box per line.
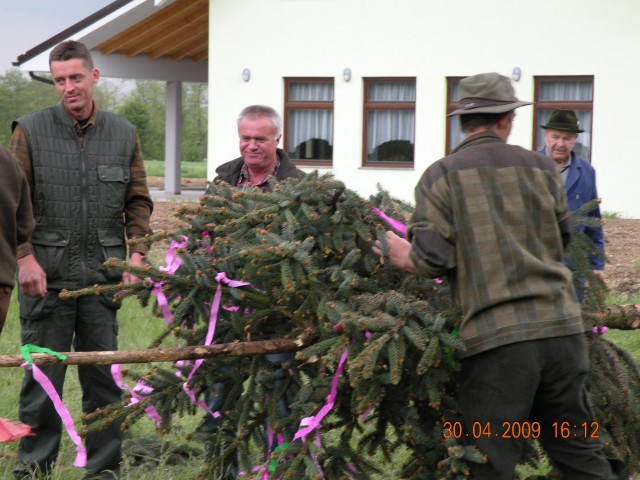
0, 145, 35, 334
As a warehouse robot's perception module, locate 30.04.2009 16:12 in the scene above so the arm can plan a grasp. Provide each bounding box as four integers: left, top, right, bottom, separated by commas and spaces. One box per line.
441, 421, 600, 439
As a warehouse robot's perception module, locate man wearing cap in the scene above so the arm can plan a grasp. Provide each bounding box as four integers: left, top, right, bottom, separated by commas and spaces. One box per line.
540, 109, 604, 285
374, 73, 624, 478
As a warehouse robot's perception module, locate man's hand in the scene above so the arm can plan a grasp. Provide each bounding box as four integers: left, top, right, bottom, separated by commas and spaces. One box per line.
593, 270, 605, 282
18, 254, 47, 297
123, 252, 145, 285
372, 231, 417, 274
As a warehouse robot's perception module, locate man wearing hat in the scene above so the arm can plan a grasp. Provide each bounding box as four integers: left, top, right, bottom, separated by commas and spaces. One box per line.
540, 109, 604, 285
374, 73, 623, 479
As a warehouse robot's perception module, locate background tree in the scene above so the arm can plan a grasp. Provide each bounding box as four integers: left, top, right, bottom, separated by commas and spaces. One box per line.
124, 80, 166, 161
0, 69, 57, 145
116, 96, 152, 151
181, 82, 208, 163
93, 77, 127, 113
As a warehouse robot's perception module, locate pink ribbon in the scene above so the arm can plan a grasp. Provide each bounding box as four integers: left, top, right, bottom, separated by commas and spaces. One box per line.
240, 341, 347, 477
593, 325, 608, 335
360, 406, 373, 423
246, 349, 346, 477
238, 464, 269, 479
266, 421, 284, 454
182, 372, 219, 419
181, 272, 251, 418
111, 364, 162, 426
159, 235, 189, 274
372, 207, 407, 237
372, 208, 444, 284
151, 235, 189, 323
293, 348, 348, 442
310, 432, 327, 479
201, 231, 214, 253
26, 363, 87, 467
152, 286, 174, 324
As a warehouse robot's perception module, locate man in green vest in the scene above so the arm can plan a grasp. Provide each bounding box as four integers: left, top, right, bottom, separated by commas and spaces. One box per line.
11, 40, 153, 480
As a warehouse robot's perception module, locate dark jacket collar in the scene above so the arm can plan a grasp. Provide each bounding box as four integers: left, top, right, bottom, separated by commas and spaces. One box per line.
452, 130, 503, 154
213, 148, 304, 187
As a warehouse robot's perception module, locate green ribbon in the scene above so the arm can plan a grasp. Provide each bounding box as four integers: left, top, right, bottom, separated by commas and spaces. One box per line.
20, 343, 67, 368
268, 442, 290, 473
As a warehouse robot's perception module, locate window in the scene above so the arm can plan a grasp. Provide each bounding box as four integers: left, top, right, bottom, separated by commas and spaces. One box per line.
284, 78, 334, 166
533, 76, 594, 161
445, 76, 465, 154
363, 78, 416, 167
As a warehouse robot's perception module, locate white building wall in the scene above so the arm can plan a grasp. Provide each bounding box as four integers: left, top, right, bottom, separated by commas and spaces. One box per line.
208, 0, 640, 218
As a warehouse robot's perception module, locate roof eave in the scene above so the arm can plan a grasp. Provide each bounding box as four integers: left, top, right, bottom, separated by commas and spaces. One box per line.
12, 0, 136, 67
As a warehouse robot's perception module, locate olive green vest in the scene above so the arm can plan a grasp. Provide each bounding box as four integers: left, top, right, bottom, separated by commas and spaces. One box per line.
16, 102, 136, 289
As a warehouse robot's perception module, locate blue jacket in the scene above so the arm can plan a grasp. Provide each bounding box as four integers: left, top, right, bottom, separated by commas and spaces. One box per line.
539, 148, 604, 271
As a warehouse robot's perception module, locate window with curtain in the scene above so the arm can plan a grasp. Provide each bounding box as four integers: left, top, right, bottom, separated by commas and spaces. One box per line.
284, 78, 334, 165
363, 78, 416, 167
534, 76, 594, 162
446, 76, 465, 153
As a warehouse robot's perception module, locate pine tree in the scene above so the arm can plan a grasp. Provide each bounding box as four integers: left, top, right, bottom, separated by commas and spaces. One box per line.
69, 173, 639, 479
565, 200, 640, 473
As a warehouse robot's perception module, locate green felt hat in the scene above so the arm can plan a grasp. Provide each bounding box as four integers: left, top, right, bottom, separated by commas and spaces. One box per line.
541, 109, 584, 133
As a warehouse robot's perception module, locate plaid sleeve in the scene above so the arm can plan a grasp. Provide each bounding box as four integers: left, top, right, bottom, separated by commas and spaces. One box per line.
10, 125, 36, 259
125, 135, 154, 255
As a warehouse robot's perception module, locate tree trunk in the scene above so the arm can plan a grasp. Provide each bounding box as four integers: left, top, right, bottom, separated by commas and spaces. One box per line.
584, 304, 640, 330
0, 338, 305, 368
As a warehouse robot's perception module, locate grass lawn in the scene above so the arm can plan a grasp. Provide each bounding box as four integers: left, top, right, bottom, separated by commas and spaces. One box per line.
144, 160, 206, 178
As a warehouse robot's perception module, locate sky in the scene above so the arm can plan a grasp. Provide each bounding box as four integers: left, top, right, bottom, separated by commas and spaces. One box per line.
1, 0, 113, 74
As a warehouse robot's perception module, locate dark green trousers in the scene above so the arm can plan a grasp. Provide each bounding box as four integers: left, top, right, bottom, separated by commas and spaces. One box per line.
15, 291, 122, 479
458, 334, 623, 480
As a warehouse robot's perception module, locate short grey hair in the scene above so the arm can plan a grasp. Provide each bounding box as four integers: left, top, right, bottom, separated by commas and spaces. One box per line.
237, 105, 282, 137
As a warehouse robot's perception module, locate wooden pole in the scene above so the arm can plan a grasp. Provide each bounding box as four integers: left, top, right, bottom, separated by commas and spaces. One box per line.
2, 304, 638, 368
0, 338, 305, 368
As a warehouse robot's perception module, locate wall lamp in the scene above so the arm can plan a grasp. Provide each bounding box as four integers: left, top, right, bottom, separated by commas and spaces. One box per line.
511, 67, 522, 82
343, 68, 352, 82
242, 68, 251, 82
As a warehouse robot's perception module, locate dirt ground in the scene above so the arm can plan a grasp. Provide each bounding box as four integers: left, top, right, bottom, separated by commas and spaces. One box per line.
148, 177, 640, 299
146, 176, 208, 190
601, 219, 640, 297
